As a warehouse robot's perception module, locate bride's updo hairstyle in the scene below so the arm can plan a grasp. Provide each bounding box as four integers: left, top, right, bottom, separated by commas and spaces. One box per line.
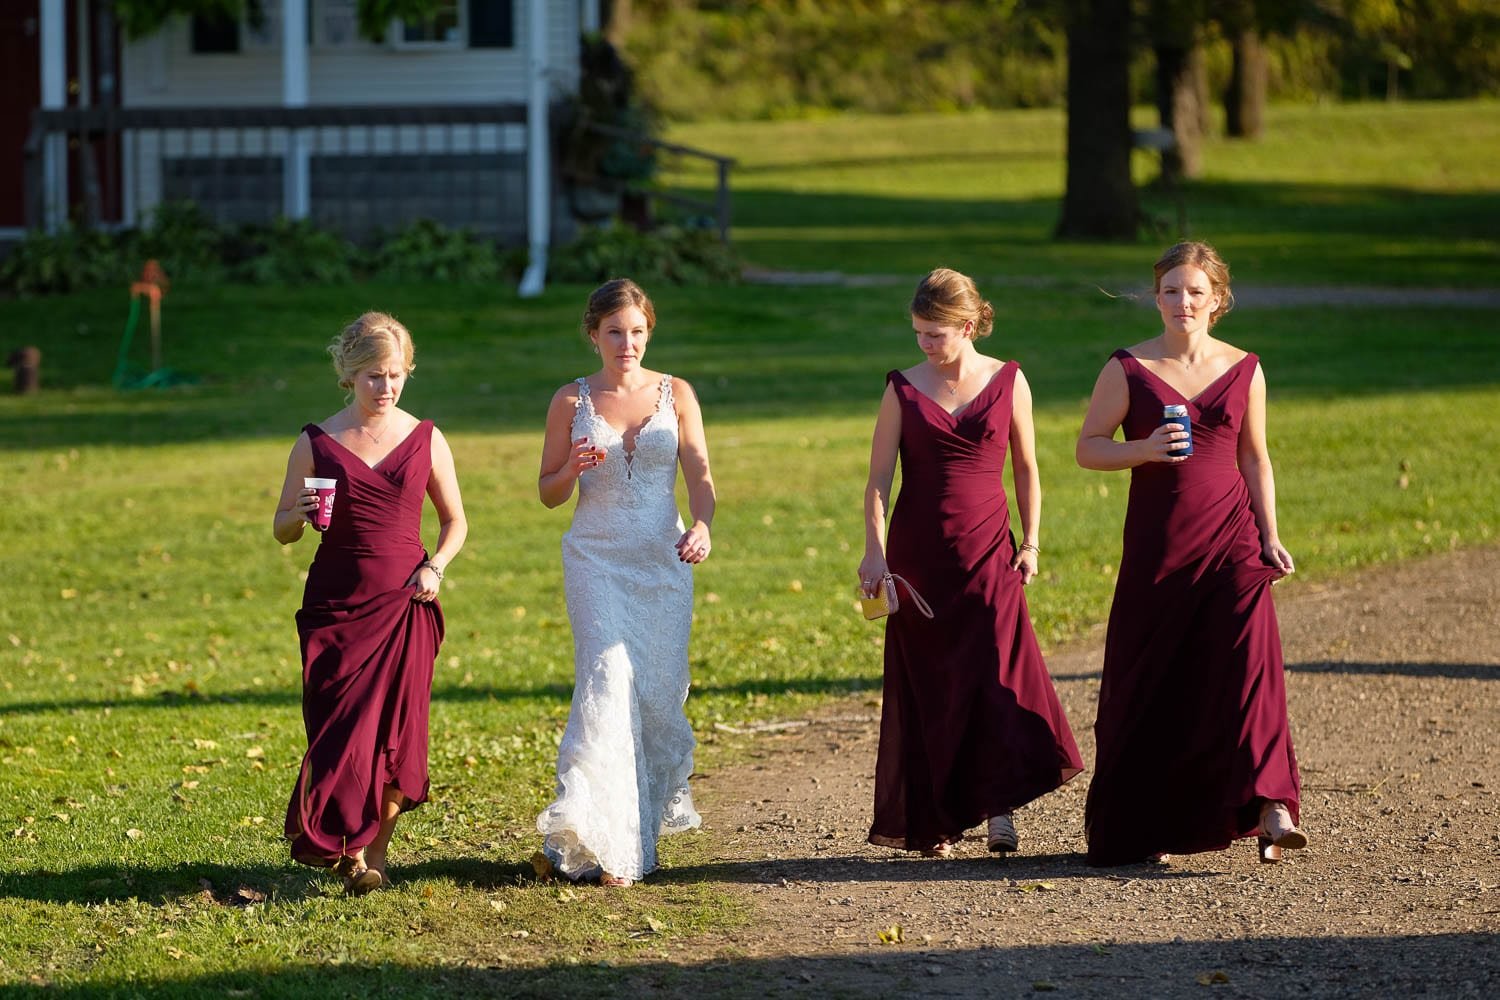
583, 278, 657, 339
909, 267, 995, 340
1153, 241, 1235, 329
328, 312, 415, 389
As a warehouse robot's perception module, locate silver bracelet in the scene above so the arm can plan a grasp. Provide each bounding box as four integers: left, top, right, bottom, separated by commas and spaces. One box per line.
1018, 542, 1040, 555
421, 559, 444, 581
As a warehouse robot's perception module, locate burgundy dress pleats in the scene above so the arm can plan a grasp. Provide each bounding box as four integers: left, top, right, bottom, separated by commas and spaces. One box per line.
284, 421, 443, 863
1084, 351, 1300, 866
869, 364, 1084, 851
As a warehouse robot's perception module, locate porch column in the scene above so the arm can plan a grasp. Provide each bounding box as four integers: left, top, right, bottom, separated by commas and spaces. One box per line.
518, 0, 551, 297
282, 0, 310, 219
40, 0, 67, 231
581, 0, 600, 35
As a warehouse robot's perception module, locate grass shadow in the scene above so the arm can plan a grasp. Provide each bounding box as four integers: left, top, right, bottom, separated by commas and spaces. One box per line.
12, 932, 1495, 997
0, 861, 327, 906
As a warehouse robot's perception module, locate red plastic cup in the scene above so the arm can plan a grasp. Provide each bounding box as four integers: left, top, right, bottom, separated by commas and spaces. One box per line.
304, 477, 337, 531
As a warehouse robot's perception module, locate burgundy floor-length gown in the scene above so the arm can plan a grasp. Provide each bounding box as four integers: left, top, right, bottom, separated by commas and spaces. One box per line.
1085, 350, 1300, 866
870, 364, 1083, 851
285, 421, 444, 864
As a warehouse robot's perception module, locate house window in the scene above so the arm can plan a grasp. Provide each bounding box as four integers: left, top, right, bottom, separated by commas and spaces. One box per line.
399, 0, 463, 46
316, 0, 361, 47
393, 1, 513, 49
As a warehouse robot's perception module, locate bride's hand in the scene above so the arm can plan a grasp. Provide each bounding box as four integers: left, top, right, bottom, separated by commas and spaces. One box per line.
676, 521, 711, 564
570, 436, 604, 478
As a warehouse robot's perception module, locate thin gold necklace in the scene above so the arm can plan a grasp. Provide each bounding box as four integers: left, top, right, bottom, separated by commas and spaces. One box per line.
357, 417, 390, 445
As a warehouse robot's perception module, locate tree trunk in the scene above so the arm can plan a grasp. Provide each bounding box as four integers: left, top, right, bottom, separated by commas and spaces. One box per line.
1224, 28, 1267, 139
1055, 0, 1138, 241
1155, 40, 1205, 181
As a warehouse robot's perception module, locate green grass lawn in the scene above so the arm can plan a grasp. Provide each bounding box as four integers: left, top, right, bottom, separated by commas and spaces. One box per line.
1, 99, 1498, 993
666, 99, 1500, 287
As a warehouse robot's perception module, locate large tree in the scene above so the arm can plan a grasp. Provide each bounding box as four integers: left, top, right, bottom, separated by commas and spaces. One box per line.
1055, 0, 1138, 240
1220, 0, 1268, 138
1147, 0, 1209, 180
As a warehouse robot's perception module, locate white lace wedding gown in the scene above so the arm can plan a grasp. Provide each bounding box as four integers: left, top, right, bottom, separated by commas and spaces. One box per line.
537, 374, 701, 881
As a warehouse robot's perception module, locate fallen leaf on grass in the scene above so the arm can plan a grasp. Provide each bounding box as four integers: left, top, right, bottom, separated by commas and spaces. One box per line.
244, 746, 265, 760
645, 916, 666, 933
556, 888, 579, 903
489, 900, 507, 913
192, 739, 218, 751
233, 886, 266, 906
876, 924, 904, 945
509, 930, 530, 939
125, 829, 144, 841
1196, 971, 1231, 986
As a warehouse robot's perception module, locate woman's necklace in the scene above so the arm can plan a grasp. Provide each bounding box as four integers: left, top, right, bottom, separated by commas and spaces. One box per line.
938, 368, 966, 396
357, 417, 390, 445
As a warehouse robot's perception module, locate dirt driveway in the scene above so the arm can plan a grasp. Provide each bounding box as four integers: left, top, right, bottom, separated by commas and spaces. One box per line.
638, 546, 1500, 998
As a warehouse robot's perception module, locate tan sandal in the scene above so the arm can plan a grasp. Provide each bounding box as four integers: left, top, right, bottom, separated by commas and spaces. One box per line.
336, 856, 385, 896
920, 842, 955, 858
600, 871, 634, 887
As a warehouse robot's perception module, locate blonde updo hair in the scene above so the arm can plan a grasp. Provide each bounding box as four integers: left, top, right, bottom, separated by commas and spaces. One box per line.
582, 278, 656, 340
328, 312, 415, 389
910, 267, 995, 340
1153, 241, 1235, 328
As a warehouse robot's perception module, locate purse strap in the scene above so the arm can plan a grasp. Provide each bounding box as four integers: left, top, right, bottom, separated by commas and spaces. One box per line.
887, 573, 935, 619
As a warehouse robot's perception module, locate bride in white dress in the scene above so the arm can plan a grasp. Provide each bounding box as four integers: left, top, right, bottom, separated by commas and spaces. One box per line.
535, 279, 717, 886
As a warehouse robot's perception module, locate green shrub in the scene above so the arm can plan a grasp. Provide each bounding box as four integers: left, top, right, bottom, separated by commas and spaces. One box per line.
127, 200, 228, 285
0, 225, 127, 297
366, 219, 503, 283
228, 217, 356, 285
548, 223, 741, 285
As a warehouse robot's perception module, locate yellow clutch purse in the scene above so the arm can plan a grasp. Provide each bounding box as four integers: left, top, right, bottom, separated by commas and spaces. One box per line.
859, 573, 934, 621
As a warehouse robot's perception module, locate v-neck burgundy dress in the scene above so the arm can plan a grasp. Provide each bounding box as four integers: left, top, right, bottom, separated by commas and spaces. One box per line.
284, 421, 443, 864
1084, 350, 1300, 866
869, 364, 1083, 851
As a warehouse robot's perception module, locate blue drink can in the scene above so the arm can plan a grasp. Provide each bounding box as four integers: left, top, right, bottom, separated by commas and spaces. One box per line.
1161, 404, 1193, 456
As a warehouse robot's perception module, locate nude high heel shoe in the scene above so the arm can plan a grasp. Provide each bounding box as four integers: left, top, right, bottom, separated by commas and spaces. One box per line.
1257, 800, 1308, 864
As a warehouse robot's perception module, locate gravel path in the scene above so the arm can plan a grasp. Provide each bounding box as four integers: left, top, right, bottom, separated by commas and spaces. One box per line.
650, 546, 1500, 998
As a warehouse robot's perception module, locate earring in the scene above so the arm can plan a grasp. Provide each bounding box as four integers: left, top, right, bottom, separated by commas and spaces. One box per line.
592, 344, 599, 355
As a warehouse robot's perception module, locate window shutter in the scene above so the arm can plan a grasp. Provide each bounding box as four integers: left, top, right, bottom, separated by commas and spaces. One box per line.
191, 13, 241, 54
468, 0, 514, 49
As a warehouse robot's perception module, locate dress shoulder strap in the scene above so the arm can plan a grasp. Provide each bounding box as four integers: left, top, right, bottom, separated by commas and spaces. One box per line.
658, 374, 675, 412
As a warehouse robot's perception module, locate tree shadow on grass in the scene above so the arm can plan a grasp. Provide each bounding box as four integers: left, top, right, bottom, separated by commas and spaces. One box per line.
0, 675, 880, 719
0, 861, 330, 906
14, 932, 1497, 998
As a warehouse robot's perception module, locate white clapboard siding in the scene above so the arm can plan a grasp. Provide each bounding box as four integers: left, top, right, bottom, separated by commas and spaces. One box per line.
121, 2, 579, 107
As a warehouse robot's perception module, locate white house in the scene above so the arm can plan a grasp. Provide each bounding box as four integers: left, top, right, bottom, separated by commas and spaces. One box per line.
10, 0, 602, 293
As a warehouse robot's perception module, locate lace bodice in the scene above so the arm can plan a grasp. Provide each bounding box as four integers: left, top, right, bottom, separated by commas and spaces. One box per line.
572, 375, 681, 519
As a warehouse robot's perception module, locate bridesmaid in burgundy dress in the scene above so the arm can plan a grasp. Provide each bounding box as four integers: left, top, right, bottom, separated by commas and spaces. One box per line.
1076, 242, 1305, 866
273, 312, 467, 894
860, 268, 1083, 857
